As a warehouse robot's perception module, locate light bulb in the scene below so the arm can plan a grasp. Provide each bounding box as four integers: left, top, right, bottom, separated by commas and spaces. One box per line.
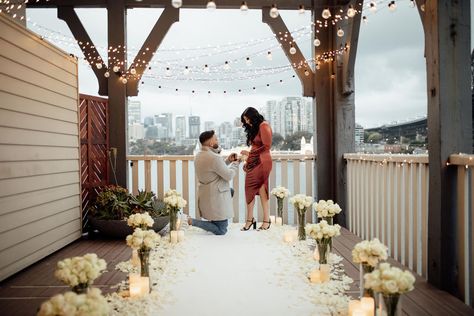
362, 16, 368, 24
130, 67, 137, 75
409, 0, 415, 8
183, 66, 190, 75
113, 65, 120, 73
203, 64, 210, 73
347, 5, 356, 18
316, 63, 321, 70
388, 1, 397, 11
267, 51, 272, 61
246, 57, 252, 66
269, 5, 279, 18
223, 61, 230, 70
304, 69, 310, 76
240, 1, 248, 13
369, 1, 377, 12
322, 8, 331, 19
420, 4, 425, 11
166, 67, 171, 76
337, 27, 344, 37
104, 71, 110, 78
207, 0, 216, 11
96, 63, 103, 69
289, 45, 297, 55
121, 77, 128, 84
313, 38, 321, 47
171, 0, 182, 8
298, 5, 305, 14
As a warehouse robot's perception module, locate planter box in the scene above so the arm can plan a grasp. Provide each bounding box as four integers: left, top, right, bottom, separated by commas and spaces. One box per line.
89, 216, 169, 239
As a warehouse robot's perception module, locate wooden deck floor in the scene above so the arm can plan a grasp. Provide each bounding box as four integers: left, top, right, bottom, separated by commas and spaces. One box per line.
0, 229, 472, 316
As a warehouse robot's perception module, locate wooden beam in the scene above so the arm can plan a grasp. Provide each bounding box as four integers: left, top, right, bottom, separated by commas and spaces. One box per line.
262, 7, 314, 97
417, 0, 471, 297
107, 0, 128, 187
126, 5, 179, 96
57, 6, 108, 95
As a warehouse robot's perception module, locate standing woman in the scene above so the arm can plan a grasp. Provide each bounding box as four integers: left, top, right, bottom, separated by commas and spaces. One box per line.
240, 107, 273, 231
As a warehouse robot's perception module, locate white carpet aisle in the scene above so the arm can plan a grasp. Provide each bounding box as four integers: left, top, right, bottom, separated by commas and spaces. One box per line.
109, 224, 353, 316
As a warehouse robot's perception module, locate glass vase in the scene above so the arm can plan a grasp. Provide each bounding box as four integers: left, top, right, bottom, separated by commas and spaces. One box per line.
317, 241, 329, 265
297, 211, 306, 240
383, 294, 400, 316
72, 283, 89, 294
169, 210, 178, 232
277, 198, 284, 218
360, 263, 375, 298
322, 216, 333, 225
138, 248, 151, 277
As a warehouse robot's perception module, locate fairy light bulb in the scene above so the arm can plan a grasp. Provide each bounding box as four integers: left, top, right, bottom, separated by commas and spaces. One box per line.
171, 0, 182, 8
269, 5, 279, 18
304, 69, 310, 76
207, 0, 216, 11
322, 8, 331, 19
409, 0, 416, 8
369, 1, 377, 12
121, 77, 128, 84
298, 5, 305, 14
203, 64, 210, 73
183, 66, 190, 75
289, 45, 297, 55
113, 65, 120, 73
246, 57, 252, 66
337, 27, 344, 37
240, 1, 248, 13
96, 63, 102, 69
362, 16, 368, 24
316, 62, 321, 70
166, 67, 171, 76
104, 71, 110, 78
388, 1, 397, 11
347, 5, 356, 18
130, 67, 137, 75
223, 61, 230, 70
267, 51, 272, 61
313, 38, 321, 47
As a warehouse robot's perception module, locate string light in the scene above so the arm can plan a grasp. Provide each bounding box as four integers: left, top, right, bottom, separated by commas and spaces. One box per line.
266, 51, 273, 61
369, 1, 377, 12
322, 8, 331, 19
183, 66, 190, 75
113, 65, 120, 73
240, 1, 248, 13
304, 69, 310, 76
298, 5, 305, 15
362, 16, 368, 24
223, 61, 231, 70
337, 28, 344, 37
314, 38, 321, 47
121, 77, 128, 84
104, 71, 110, 78
171, 0, 182, 8
269, 4, 279, 19
206, 0, 216, 11
388, 1, 397, 11
203, 64, 210, 73
246, 57, 252, 66
166, 67, 171, 76
347, 5, 357, 18
96, 63, 103, 69
289, 44, 297, 55
409, 0, 416, 8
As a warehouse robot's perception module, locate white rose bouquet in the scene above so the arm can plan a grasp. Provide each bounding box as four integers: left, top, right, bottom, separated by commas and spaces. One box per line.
127, 212, 154, 230
289, 194, 313, 240
313, 199, 342, 222
352, 238, 388, 267
364, 263, 415, 295
37, 288, 109, 316
54, 254, 106, 290
271, 186, 290, 218
306, 220, 341, 264
163, 189, 187, 231
126, 228, 161, 251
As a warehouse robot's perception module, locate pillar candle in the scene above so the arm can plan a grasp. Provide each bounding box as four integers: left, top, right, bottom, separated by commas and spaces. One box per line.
309, 269, 322, 284
170, 230, 178, 244
352, 308, 366, 316
269, 215, 276, 224
283, 231, 293, 243
129, 273, 141, 298
361, 297, 375, 316
139, 276, 150, 295
291, 230, 298, 241
177, 230, 185, 242
176, 218, 181, 230
131, 249, 140, 267
276, 217, 283, 226
348, 300, 361, 316
320, 264, 330, 282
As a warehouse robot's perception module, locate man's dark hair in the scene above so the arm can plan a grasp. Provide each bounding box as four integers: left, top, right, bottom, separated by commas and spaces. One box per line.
199, 130, 215, 145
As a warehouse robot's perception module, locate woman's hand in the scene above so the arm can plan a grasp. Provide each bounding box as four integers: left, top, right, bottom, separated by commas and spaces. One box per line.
240, 150, 250, 156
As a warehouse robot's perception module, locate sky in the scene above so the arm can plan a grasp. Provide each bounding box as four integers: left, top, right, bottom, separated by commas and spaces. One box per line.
26, 1, 474, 128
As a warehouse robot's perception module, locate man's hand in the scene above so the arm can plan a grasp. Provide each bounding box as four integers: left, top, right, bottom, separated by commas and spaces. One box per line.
228, 153, 238, 162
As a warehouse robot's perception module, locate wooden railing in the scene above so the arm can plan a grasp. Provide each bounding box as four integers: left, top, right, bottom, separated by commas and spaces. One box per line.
344, 154, 430, 278
127, 154, 316, 225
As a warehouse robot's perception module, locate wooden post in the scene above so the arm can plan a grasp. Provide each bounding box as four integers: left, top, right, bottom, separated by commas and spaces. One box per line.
107, 0, 128, 187
312, 1, 361, 227
417, 0, 471, 296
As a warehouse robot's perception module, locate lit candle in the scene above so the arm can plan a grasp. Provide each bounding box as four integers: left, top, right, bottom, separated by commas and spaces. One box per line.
139, 276, 150, 295
309, 269, 322, 284
361, 297, 375, 316
348, 300, 361, 316
176, 218, 182, 230
170, 230, 178, 244
283, 231, 293, 243
352, 308, 366, 316
269, 215, 276, 224
320, 264, 330, 282
276, 217, 283, 226
177, 230, 185, 242
291, 230, 298, 241
131, 249, 140, 267
313, 247, 320, 261
129, 273, 141, 298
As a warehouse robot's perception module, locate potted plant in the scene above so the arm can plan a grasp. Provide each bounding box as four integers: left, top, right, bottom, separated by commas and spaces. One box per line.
129, 190, 169, 233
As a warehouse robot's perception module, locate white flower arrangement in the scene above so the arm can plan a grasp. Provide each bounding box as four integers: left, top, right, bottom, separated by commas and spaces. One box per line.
364, 263, 416, 295
352, 238, 389, 267
305, 220, 341, 241
313, 199, 342, 218
289, 194, 313, 212
127, 212, 154, 229
270, 186, 290, 199
126, 228, 161, 250
54, 254, 106, 288
37, 288, 109, 316
163, 189, 187, 210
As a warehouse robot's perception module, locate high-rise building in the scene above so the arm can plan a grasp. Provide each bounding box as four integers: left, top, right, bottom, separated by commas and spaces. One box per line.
154, 113, 173, 139
145, 126, 158, 140
265, 97, 314, 138
128, 122, 144, 141
128, 100, 141, 124
355, 123, 364, 144
175, 115, 186, 146
189, 116, 201, 139
204, 121, 216, 132
144, 116, 154, 127
218, 121, 233, 149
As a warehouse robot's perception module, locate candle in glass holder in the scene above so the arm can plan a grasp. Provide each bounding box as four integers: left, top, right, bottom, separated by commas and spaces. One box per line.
360, 297, 375, 316
283, 231, 293, 243
291, 230, 298, 241
309, 269, 322, 284
177, 230, 185, 242
276, 217, 283, 226
176, 218, 181, 230
352, 308, 366, 316
320, 264, 330, 282
139, 276, 150, 295
269, 215, 275, 224
313, 247, 320, 261
348, 300, 361, 316
129, 273, 141, 298
131, 249, 140, 267
170, 230, 178, 244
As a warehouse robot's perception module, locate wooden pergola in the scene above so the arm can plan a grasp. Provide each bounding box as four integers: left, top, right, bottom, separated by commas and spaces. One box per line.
24, 0, 471, 301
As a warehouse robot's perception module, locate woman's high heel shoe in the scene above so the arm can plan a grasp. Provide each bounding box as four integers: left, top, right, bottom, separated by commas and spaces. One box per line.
241, 218, 256, 231
258, 219, 271, 231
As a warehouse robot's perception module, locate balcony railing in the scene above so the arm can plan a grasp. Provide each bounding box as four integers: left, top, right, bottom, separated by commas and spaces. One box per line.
127, 154, 316, 225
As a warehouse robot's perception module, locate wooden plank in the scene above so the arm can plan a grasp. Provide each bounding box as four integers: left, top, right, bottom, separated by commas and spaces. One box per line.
0, 126, 78, 147
0, 109, 78, 135
169, 160, 176, 189
305, 159, 313, 223
281, 160, 288, 224
144, 159, 151, 192
412, 164, 419, 274
346, 160, 352, 231
421, 164, 428, 278
269, 161, 276, 217
389, 162, 395, 256
131, 160, 138, 195
471, 167, 474, 306
182, 160, 189, 215
293, 160, 300, 224
157, 160, 164, 199
381, 162, 387, 246
0, 160, 79, 180
0, 172, 79, 198
344, 153, 429, 164
456, 166, 467, 302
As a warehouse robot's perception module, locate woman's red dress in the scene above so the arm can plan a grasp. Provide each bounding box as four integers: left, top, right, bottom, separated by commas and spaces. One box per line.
244, 121, 273, 204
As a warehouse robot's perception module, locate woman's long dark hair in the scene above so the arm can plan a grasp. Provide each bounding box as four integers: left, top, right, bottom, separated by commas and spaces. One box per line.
241, 107, 265, 146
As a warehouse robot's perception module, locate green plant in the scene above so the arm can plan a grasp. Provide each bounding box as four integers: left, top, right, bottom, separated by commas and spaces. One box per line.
89, 185, 131, 220
129, 190, 154, 213
150, 198, 167, 217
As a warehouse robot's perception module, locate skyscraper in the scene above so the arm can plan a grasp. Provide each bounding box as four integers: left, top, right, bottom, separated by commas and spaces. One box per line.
189, 116, 201, 139
175, 115, 186, 146
128, 100, 141, 124
144, 116, 154, 127
204, 121, 216, 132
154, 113, 173, 140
